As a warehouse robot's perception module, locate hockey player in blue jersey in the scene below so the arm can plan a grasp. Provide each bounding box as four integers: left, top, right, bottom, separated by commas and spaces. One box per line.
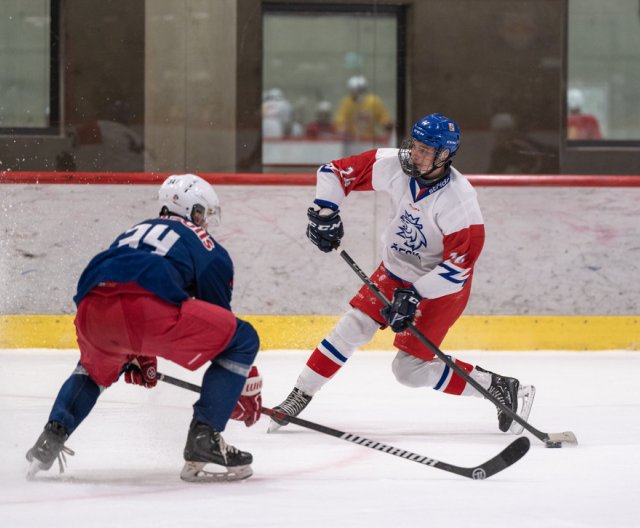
26, 174, 262, 482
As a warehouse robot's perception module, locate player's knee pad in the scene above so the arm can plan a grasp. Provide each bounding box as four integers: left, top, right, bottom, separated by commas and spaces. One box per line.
215, 318, 259, 374
391, 351, 446, 388
328, 308, 379, 352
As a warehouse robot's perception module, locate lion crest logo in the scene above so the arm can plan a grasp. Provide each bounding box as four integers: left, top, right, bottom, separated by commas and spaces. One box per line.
397, 211, 427, 251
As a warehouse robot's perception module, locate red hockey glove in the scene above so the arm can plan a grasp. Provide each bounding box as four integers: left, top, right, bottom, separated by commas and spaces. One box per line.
124, 356, 158, 388
230, 366, 262, 427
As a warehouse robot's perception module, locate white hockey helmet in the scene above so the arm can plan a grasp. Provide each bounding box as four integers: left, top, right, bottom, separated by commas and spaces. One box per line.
567, 88, 584, 112
158, 174, 221, 230
347, 75, 368, 93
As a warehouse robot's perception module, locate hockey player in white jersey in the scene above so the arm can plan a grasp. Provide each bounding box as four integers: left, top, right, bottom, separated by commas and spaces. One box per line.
269, 113, 535, 434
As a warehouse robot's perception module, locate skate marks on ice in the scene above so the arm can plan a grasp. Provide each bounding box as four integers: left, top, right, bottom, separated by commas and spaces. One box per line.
1, 349, 639, 528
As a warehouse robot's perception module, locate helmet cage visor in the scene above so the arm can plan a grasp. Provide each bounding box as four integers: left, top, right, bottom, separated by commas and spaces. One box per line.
399, 137, 421, 178
191, 203, 221, 229
399, 137, 451, 181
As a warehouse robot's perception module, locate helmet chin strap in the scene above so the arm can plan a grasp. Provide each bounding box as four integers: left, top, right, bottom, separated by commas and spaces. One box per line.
416, 158, 451, 184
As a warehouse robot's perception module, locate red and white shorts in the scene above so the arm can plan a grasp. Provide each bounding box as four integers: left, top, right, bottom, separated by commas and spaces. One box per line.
74, 282, 237, 387
349, 263, 471, 361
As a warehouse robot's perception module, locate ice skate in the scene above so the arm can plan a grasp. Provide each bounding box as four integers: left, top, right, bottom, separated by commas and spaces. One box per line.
477, 366, 519, 432
181, 419, 253, 482
267, 387, 313, 433
25, 421, 74, 479
509, 384, 536, 435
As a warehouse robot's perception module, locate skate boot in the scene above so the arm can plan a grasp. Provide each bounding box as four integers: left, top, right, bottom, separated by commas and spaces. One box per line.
181, 419, 253, 482
267, 387, 313, 433
25, 421, 74, 479
476, 366, 519, 432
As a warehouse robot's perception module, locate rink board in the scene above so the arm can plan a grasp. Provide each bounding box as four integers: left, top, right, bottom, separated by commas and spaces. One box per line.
1, 314, 638, 350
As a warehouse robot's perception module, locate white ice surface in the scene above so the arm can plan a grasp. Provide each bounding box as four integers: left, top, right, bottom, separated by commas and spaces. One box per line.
1, 349, 639, 527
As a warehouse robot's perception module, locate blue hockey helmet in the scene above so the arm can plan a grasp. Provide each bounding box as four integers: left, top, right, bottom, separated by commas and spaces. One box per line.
411, 113, 460, 156
399, 113, 461, 181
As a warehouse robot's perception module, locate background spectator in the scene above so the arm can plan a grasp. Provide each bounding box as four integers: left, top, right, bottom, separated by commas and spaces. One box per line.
567, 88, 603, 140
262, 88, 302, 138
305, 101, 338, 139
334, 76, 393, 142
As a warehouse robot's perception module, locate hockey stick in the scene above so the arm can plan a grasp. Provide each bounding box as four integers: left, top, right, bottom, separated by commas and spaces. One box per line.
339, 249, 578, 448
157, 371, 530, 480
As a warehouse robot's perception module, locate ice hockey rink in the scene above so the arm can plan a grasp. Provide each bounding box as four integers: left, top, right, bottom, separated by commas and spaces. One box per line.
1, 348, 638, 528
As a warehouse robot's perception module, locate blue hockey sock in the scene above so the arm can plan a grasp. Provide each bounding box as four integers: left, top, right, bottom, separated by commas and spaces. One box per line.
193, 362, 245, 431
48, 364, 101, 435
192, 318, 259, 431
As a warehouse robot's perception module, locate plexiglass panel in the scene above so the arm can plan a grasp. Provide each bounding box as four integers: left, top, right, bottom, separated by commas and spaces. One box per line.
0, 0, 52, 129
263, 8, 398, 168
568, 0, 640, 141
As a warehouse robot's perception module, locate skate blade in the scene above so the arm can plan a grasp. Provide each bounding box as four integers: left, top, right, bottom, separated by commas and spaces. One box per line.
509, 385, 536, 435
26, 460, 44, 481
180, 461, 253, 482
267, 418, 286, 433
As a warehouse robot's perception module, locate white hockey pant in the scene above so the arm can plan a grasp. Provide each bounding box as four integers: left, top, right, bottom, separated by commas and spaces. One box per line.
392, 351, 490, 397
297, 308, 379, 395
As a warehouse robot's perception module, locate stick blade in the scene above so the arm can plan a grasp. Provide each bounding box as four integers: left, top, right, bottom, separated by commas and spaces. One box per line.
466, 436, 531, 480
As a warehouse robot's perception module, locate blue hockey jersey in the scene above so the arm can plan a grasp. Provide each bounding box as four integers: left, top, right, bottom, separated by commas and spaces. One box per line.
74, 215, 233, 309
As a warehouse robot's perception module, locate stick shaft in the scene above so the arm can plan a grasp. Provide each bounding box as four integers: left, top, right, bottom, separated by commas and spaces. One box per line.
157, 371, 529, 479
155, 372, 371, 438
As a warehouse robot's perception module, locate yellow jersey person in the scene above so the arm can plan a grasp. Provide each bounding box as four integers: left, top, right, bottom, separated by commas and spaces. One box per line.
334, 76, 393, 146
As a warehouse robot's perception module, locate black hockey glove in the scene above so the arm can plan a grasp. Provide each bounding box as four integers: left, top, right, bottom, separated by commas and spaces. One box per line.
381, 287, 422, 333
306, 207, 344, 253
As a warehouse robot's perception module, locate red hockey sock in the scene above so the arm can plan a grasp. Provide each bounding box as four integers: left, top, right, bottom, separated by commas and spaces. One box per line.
437, 358, 474, 395
306, 342, 345, 378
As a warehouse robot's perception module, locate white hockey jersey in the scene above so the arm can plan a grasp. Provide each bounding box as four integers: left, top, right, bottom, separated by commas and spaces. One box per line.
314, 148, 485, 300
